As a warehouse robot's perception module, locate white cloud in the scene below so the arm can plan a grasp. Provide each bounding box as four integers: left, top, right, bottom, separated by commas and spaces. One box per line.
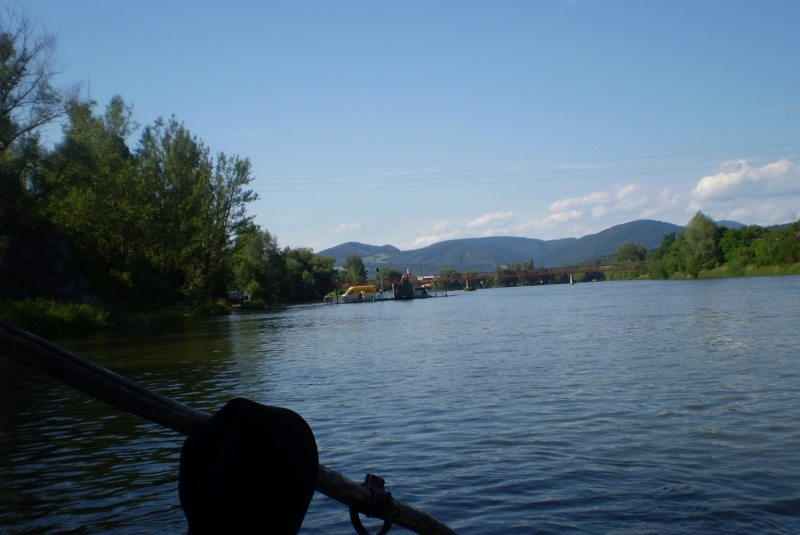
431, 220, 452, 233
757, 203, 792, 222
723, 203, 791, 224
466, 211, 515, 229
676, 158, 800, 225
550, 191, 609, 212
739, 203, 791, 224
518, 184, 649, 237
393, 158, 799, 247
692, 159, 800, 201
617, 183, 637, 199
406, 213, 521, 248
727, 206, 752, 221
518, 210, 583, 232
331, 222, 362, 235
407, 220, 462, 249
640, 185, 688, 219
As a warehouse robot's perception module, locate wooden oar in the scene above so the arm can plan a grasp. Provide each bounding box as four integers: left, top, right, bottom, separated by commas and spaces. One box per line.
0, 319, 459, 535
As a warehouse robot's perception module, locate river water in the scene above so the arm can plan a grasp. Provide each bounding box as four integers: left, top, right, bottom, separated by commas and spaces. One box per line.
1, 277, 800, 534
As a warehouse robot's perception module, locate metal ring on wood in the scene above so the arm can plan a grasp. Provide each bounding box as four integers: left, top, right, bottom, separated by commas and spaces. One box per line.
0, 321, 468, 534
349, 473, 394, 535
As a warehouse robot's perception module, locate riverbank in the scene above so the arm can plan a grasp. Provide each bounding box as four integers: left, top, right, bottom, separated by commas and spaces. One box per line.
695, 262, 800, 278
4, 276, 799, 534
0, 299, 268, 338
604, 262, 800, 281
4, 263, 797, 336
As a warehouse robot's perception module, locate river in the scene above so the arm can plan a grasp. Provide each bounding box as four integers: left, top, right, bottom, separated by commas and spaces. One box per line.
1, 276, 799, 534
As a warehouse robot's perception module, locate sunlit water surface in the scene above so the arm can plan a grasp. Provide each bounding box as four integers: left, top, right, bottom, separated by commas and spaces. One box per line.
2, 277, 800, 534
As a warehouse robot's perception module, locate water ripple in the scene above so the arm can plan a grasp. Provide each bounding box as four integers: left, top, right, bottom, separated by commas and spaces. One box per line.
2, 277, 800, 533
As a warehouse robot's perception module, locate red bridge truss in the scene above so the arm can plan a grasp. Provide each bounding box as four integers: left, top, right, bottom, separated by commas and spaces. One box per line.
345, 263, 648, 288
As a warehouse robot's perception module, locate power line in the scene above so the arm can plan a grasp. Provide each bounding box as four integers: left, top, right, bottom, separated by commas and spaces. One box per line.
255, 142, 800, 183
250, 151, 800, 193
250, 150, 800, 188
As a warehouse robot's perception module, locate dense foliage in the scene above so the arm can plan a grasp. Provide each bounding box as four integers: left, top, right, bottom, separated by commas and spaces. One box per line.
0, 14, 338, 317
633, 212, 799, 279
342, 251, 368, 283
0, 87, 263, 310
1, 15, 797, 328
483, 258, 541, 287
234, 229, 337, 305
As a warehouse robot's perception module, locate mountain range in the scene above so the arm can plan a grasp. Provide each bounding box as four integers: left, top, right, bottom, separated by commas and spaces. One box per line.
320, 219, 760, 274
319, 219, 694, 274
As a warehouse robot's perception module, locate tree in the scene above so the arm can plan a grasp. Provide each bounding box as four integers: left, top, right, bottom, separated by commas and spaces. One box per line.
281, 247, 337, 302
438, 268, 461, 290
0, 12, 68, 151
46, 96, 143, 304
185, 151, 258, 299
646, 232, 681, 279
609, 241, 646, 279
135, 116, 213, 302
0, 11, 76, 250
463, 269, 479, 289
377, 266, 402, 282
718, 225, 764, 275
500, 259, 534, 286
680, 212, 723, 277
517, 258, 535, 286
234, 228, 285, 304
753, 228, 800, 266
233, 231, 337, 304
343, 252, 367, 283
615, 241, 646, 264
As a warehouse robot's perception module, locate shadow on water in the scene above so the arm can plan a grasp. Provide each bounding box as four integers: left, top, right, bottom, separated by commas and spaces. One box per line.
2, 278, 800, 534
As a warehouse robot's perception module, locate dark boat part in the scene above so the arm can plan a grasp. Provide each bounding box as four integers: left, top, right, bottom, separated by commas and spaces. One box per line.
0, 319, 459, 535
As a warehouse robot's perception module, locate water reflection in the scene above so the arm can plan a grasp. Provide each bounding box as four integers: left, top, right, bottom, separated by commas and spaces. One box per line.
2, 277, 800, 533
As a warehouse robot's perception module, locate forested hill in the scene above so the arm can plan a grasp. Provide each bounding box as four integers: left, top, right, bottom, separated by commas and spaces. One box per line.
537, 219, 685, 267
320, 219, 686, 273
319, 243, 402, 263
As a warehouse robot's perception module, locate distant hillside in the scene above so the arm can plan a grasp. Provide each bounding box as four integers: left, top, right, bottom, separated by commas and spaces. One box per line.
318, 242, 401, 267
400, 236, 575, 273
538, 219, 684, 267
319, 219, 686, 273
765, 222, 795, 231
717, 220, 746, 229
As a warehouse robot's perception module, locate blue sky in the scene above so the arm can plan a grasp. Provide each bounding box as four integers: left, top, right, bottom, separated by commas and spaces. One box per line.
16, 0, 800, 251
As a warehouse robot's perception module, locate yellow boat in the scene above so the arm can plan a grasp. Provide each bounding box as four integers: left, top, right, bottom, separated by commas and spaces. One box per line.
339, 285, 383, 302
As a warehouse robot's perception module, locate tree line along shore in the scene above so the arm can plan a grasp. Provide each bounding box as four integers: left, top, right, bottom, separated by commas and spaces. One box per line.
1, 14, 798, 337
389, 212, 800, 290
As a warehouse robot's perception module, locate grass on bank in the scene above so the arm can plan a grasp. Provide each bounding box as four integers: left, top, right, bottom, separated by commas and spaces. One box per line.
0, 298, 259, 338
0, 299, 112, 337
609, 262, 800, 281
239, 300, 267, 311
696, 263, 800, 279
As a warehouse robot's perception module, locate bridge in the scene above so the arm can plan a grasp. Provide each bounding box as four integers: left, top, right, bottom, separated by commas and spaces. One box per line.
347, 263, 648, 289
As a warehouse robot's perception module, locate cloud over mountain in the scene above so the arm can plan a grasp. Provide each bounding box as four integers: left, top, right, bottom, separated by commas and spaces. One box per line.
692, 159, 800, 201
332, 222, 362, 235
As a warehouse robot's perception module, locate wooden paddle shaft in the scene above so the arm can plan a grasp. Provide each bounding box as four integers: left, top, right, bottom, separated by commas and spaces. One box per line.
0, 319, 459, 535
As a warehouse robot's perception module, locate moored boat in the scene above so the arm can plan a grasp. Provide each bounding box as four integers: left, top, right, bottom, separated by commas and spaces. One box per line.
339, 284, 387, 303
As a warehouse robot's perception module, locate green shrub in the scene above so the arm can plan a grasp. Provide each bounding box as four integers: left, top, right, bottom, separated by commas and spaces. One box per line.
0, 299, 110, 337
191, 301, 231, 317
239, 300, 267, 311
246, 281, 263, 302
121, 310, 188, 328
